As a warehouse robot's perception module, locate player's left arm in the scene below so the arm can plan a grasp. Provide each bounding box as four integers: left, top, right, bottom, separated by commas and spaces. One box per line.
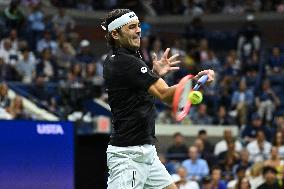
152, 48, 180, 77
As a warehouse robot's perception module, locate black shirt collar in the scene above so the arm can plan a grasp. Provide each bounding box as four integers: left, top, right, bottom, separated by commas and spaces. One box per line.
114, 47, 138, 55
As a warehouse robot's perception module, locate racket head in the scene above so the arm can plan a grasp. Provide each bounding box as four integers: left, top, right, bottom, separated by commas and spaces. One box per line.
172, 75, 195, 121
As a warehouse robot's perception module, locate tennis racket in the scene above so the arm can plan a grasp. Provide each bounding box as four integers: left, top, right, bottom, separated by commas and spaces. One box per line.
172, 74, 208, 122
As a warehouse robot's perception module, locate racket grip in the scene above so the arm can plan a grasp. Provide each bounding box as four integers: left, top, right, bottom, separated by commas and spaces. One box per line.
193, 75, 208, 90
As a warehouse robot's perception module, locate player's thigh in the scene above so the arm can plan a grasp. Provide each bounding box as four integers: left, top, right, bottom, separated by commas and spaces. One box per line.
144, 155, 174, 189
107, 155, 148, 189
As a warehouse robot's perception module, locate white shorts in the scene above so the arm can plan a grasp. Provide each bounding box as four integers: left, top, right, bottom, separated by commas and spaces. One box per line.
106, 144, 173, 189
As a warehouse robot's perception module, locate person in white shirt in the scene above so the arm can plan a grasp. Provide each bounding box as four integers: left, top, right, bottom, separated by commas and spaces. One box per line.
214, 128, 243, 156
175, 166, 200, 189
246, 130, 272, 163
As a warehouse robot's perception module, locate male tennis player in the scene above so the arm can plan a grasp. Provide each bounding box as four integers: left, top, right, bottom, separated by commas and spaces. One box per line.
102, 9, 215, 189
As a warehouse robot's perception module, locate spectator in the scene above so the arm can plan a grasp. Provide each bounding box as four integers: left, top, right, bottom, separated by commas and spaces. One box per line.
167, 132, 188, 162
267, 46, 284, 74
27, 2, 45, 50
191, 104, 213, 125
36, 30, 58, 55
36, 48, 58, 81
1, 0, 25, 32
51, 7, 75, 34
241, 113, 272, 143
212, 105, 235, 125
257, 166, 281, 189
197, 129, 214, 153
75, 39, 95, 64
0, 82, 10, 108
272, 131, 284, 159
220, 152, 238, 182
6, 95, 29, 119
210, 166, 227, 189
15, 48, 36, 83
246, 130, 272, 163
0, 38, 20, 65
182, 145, 209, 181
222, 0, 244, 14
0, 57, 17, 81
263, 146, 284, 186
235, 177, 251, 189
0, 29, 19, 50
30, 74, 51, 106
230, 79, 254, 127
227, 166, 248, 189
247, 162, 265, 189
214, 129, 243, 157
150, 38, 164, 60
237, 14, 261, 59
201, 176, 212, 189
84, 62, 104, 86
232, 149, 253, 176
200, 50, 221, 73
55, 32, 76, 71
217, 139, 240, 167
194, 138, 216, 167
176, 166, 200, 189
255, 79, 280, 124
184, 0, 204, 16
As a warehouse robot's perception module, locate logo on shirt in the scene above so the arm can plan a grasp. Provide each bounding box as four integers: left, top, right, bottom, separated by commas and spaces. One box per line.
141, 67, 147, 73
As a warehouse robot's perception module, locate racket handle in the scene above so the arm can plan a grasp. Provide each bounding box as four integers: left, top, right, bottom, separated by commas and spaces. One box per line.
193, 75, 208, 90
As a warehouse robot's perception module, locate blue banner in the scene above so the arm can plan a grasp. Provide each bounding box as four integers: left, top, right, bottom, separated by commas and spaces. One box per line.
0, 120, 74, 189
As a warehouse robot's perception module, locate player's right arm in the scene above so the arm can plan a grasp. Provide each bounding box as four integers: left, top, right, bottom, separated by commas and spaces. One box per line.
148, 78, 177, 104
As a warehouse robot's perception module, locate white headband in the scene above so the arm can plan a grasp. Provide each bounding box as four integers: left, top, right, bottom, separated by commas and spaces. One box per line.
108, 12, 139, 32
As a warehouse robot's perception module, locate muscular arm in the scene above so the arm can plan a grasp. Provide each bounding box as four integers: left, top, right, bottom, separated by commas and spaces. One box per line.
148, 78, 177, 104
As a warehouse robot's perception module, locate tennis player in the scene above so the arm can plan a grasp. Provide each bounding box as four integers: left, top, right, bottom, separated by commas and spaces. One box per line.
102, 9, 214, 189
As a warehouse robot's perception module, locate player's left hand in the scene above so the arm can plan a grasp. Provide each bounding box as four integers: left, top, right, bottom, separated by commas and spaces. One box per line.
195, 69, 215, 83
152, 48, 180, 77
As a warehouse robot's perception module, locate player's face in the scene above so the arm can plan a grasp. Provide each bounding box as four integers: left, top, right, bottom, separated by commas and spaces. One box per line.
118, 20, 141, 50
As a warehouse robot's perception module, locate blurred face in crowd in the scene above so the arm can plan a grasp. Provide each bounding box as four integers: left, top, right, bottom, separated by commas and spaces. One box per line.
211, 168, 221, 182
189, 146, 198, 161
10, 29, 17, 40
239, 80, 247, 91
218, 106, 226, 118
239, 177, 250, 189
141, 37, 149, 49
224, 129, 233, 141
174, 134, 184, 145
198, 104, 207, 115
3, 39, 12, 50
112, 20, 141, 51
272, 47, 280, 57
256, 131, 265, 143
270, 146, 279, 159
264, 170, 277, 184
275, 131, 283, 146
240, 149, 249, 162
194, 138, 204, 152
0, 83, 8, 97
177, 167, 187, 179
252, 118, 262, 127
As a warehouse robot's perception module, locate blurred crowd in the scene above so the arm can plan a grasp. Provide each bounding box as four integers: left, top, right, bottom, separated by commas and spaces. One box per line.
161, 129, 284, 189
50, 0, 284, 15
0, 0, 105, 119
